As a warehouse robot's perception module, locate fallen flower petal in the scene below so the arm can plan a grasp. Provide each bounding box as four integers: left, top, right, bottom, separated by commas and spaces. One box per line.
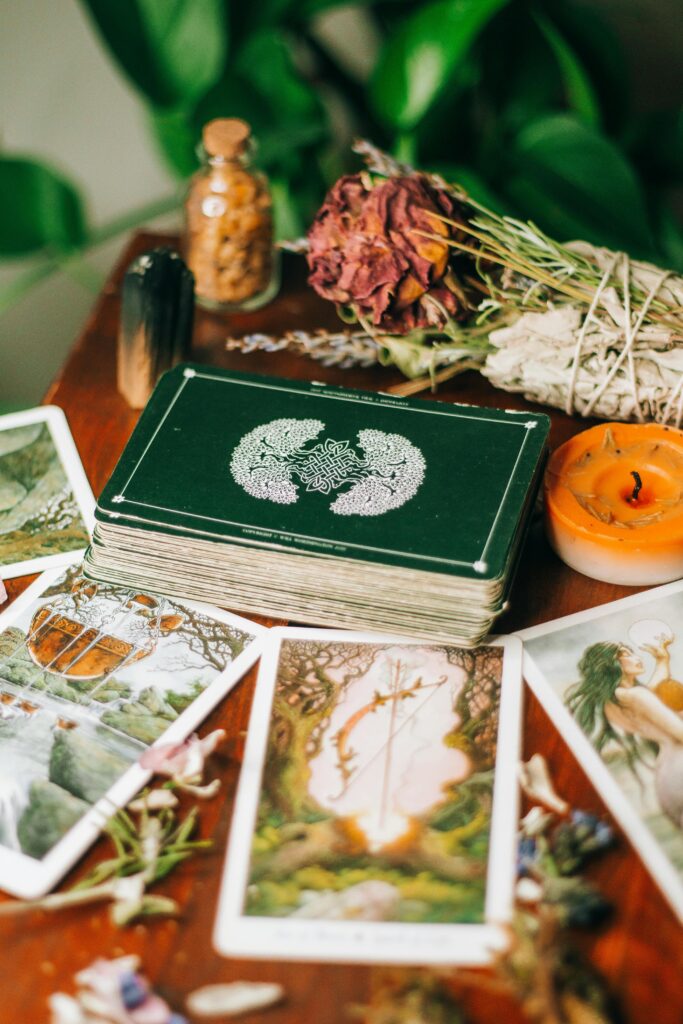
128, 993, 175, 1024
140, 730, 226, 788
48, 992, 87, 1024
520, 805, 555, 837
50, 956, 188, 1024
139, 740, 189, 774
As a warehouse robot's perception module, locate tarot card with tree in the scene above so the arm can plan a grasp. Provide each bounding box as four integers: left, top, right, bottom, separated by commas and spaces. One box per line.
215, 628, 522, 965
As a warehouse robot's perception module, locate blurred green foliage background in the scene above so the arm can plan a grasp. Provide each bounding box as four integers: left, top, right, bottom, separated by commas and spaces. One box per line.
1, 0, 682, 322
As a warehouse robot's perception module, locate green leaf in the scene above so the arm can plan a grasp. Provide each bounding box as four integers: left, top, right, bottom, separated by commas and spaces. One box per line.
191, 72, 272, 143
0, 158, 86, 256
167, 70, 282, 180
533, 10, 600, 126
236, 30, 322, 123
80, 0, 227, 108
628, 109, 683, 186
189, 73, 323, 178
548, 1, 630, 132
270, 177, 304, 240
187, 34, 327, 177
428, 163, 506, 212
504, 114, 656, 255
370, 0, 510, 130
652, 200, 683, 272
150, 107, 200, 178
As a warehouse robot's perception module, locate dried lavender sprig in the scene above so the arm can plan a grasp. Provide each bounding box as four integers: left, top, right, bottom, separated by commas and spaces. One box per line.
226, 328, 489, 379
226, 329, 383, 369
351, 139, 417, 179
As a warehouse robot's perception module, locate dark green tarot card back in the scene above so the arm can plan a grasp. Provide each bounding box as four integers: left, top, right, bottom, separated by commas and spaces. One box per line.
97, 365, 549, 580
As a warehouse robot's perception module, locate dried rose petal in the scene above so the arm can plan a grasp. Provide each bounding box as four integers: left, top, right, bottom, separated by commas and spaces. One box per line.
307, 173, 471, 334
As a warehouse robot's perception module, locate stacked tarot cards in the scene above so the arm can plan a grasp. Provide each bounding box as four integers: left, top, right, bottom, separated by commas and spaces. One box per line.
85, 365, 549, 645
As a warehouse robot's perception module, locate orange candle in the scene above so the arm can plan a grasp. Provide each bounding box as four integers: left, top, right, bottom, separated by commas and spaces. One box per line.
544, 422, 683, 585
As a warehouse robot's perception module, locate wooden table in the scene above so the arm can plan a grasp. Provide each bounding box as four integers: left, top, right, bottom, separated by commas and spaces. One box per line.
0, 233, 680, 1024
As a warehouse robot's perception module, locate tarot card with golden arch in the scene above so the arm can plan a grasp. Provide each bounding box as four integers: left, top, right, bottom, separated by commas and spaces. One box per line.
0, 563, 265, 899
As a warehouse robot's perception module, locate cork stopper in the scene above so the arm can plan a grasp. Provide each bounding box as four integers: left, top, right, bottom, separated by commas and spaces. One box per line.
202, 118, 251, 158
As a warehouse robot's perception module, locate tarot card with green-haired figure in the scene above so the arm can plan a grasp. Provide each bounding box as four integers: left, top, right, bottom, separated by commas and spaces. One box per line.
0, 562, 265, 899
521, 583, 683, 922
0, 406, 95, 579
214, 628, 522, 965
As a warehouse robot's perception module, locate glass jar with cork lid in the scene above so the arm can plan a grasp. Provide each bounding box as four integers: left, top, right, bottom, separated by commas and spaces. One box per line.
183, 118, 280, 311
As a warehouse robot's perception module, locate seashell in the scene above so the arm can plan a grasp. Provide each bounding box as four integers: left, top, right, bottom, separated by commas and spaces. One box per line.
186, 981, 285, 1018
518, 754, 569, 815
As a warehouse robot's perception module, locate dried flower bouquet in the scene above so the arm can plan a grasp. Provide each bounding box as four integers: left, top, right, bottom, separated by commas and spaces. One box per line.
229, 141, 683, 425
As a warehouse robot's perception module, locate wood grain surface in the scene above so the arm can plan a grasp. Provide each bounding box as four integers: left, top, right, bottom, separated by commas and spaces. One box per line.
0, 233, 679, 1024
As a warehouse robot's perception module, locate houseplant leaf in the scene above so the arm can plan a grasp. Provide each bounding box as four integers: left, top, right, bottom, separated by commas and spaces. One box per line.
80, 0, 227, 108
533, 9, 600, 126
504, 114, 656, 255
370, 0, 510, 130
0, 158, 86, 256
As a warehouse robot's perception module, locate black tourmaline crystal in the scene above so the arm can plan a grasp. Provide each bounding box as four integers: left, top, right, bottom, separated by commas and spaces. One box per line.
117, 247, 194, 408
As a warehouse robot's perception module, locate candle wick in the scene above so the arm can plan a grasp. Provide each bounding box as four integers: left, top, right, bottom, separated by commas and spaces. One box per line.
630, 470, 643, 502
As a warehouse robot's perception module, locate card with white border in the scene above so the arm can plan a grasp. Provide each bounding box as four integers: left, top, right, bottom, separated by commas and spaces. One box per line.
214, 627, 523, 965
0, 406, 95, 580
0, 562, 266, 899
520, 584, 683, 922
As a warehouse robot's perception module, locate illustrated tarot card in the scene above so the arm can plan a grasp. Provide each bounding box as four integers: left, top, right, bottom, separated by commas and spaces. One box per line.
0, 406, 95, 579
214, 628, 523, 965
521, 583, 683, 921
0, 563, 265, 899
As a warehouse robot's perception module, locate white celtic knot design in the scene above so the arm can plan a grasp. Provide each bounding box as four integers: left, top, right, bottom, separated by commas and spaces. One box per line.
230, 418, 425, 517
291, 438, 366, 495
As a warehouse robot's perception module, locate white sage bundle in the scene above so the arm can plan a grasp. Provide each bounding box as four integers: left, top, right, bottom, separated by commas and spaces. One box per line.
483, 245, 683, 425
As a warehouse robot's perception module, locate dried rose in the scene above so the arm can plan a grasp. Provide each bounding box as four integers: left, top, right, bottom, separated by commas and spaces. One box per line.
306, 173, 471, 334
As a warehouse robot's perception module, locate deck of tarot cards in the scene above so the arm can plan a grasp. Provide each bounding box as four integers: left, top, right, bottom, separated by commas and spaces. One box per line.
85, 365, 549, 645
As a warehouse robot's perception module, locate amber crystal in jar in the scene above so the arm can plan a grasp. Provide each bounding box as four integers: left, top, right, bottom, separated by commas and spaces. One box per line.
184, 118, 279, 311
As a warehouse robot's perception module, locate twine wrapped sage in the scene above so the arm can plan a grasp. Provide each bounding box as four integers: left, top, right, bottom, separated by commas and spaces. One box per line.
483, 246, 683, 425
